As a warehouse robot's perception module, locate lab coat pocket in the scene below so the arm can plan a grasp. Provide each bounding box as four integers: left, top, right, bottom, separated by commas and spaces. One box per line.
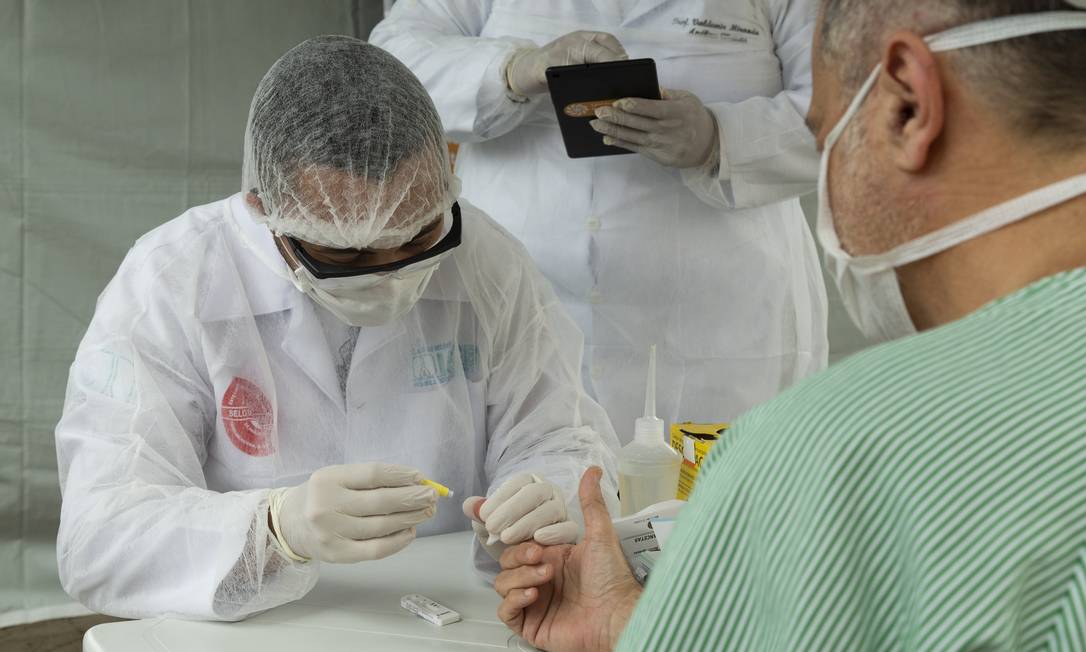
201, 320, 283, 485
481, 8, 567, 44
657, 50, 782, 104
205, 375, 280, 487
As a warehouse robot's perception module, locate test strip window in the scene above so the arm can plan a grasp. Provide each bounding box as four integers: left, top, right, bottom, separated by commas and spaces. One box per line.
401, 594, 461, 626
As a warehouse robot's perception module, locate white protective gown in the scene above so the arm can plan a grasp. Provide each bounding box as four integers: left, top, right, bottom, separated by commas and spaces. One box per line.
370, 0, 829, 435
54, 193, 619, 621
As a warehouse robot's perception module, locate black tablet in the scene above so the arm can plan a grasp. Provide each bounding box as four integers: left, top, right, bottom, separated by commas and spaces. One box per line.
545, 58, 661, 159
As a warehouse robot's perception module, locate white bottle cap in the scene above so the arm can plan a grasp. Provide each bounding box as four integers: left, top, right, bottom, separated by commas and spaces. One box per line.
635, 415, 665, 443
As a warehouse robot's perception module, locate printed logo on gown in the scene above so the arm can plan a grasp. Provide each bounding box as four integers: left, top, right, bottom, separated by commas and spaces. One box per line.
221, 377, 275, 456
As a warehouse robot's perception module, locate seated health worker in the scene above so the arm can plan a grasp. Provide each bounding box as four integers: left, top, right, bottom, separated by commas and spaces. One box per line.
491, 2, 1086, 650
53, 36, 619, 621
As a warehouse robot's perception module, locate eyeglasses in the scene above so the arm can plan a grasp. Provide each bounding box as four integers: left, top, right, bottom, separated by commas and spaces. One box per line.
286, 202, 462, 279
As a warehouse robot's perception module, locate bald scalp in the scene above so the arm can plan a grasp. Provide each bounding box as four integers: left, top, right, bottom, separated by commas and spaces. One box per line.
818, 0, 1086, 149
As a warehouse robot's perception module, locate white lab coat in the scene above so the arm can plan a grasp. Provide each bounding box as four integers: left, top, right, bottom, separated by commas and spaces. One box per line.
370, 0, 829, 436
54, 193, 619, 621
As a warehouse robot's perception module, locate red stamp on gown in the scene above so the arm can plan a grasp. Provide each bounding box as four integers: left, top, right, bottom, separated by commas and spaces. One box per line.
221, 377, 275, 456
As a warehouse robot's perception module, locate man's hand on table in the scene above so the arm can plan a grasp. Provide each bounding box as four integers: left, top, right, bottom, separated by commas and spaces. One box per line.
494, 467, 642, 652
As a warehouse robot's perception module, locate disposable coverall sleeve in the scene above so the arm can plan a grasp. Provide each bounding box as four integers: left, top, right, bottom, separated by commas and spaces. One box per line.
473, 237, 621, 575
54, 247, 317, 621
681, 0, 820, 210
368, 0, 543, 143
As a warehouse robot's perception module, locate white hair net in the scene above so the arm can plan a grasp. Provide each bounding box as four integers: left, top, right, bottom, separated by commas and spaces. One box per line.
241, 35, 459, 250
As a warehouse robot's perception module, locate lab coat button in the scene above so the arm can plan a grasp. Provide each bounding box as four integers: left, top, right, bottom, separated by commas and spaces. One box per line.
586, 217, 601, 232
588, 290, 603, 304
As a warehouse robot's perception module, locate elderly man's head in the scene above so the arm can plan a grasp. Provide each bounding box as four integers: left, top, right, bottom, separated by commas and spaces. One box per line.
241, 36, 456, 253
807, 1, 1086, 257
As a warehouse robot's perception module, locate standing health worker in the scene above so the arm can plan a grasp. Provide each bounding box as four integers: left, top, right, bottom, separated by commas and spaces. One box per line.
371, 0, 829, 434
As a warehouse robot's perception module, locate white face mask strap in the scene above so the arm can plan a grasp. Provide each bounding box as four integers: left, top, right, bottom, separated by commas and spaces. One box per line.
926, 11, 1086, 52
827, 11, 1086, 148
875, 173, 1086, 267
826, 11, 1086, 152
824, 66, 881, 151
817, 64, 881, 254
826, 10, 1086, 263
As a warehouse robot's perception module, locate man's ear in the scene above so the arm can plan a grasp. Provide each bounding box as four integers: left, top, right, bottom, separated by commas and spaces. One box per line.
877, 31, 945, 173
245, 189, 266, 215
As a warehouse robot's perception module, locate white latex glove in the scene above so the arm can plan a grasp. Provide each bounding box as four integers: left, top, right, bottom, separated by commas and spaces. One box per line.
468, 518, 507, 562
505, 31, 628, 97
462, 474, 580, 561
269, 463, 437, 564
589, 88, 719, 169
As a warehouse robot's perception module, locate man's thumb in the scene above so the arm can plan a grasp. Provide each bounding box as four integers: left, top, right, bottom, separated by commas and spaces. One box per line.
578, 467, 614, 539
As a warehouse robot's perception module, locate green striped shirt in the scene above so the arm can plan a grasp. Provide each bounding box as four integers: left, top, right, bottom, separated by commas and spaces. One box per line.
619, 269, 1086, 651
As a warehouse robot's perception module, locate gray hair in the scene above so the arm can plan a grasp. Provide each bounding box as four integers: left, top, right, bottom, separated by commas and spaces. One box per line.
818, 0, 1086, 148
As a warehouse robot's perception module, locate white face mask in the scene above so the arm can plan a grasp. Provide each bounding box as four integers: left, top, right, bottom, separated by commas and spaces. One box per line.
285, 255, 447, 327
817, 11, 1086, 343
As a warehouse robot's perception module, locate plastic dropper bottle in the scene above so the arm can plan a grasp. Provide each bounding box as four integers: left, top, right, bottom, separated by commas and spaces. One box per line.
618, 345, 682, 516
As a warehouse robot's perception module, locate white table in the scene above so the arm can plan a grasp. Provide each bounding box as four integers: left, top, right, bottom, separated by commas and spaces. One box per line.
84, 531, 537, 651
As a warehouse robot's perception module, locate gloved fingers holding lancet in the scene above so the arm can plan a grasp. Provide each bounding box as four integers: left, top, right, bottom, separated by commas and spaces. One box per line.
463, 473, 579, 560
505, 31, 629, 97
589, 88, 720, 169
269, 462, 439, 564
